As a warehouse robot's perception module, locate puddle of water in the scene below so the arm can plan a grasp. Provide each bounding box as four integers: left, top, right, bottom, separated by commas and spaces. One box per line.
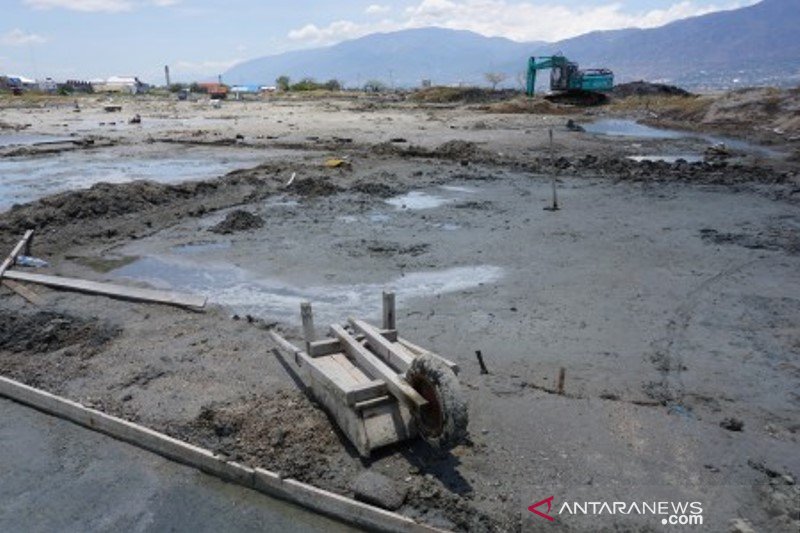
439, 185, 477, 194
586, 119, 782, 158
583, 119, 684, 139
628, 155, 704, 163
0, 145, 282, 211
112, 256, 503, 325
0, 133, 75, 148
264, 196, 299, 209
385, 191, 450, 210
172, 241, 231, 255
369, 212, 392, 223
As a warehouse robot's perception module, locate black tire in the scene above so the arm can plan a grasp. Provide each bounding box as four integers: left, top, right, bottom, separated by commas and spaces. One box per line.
406, 354, 468, 449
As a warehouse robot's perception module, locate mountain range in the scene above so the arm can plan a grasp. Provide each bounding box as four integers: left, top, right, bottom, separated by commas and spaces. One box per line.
224, 0, 799, 90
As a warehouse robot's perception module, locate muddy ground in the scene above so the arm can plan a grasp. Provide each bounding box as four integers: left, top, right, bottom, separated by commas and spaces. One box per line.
0, 93, 799, 532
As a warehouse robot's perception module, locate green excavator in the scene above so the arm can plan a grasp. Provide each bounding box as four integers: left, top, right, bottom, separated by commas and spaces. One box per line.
526, 55, 614, 105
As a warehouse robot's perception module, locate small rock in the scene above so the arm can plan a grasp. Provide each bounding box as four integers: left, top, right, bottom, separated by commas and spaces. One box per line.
351, 471, 407, 511
720, 417, 744, 432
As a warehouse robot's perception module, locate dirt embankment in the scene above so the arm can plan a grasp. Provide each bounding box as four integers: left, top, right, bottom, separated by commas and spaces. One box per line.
611, 86, 800, 145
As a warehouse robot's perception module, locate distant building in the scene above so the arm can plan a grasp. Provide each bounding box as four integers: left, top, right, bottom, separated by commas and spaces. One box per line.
93, 76, 149, 94
6, 75, 37, 89
198, 82, 229, 99
37, 77, 58, 93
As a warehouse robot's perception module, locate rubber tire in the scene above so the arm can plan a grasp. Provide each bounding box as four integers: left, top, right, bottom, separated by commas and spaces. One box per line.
406, 354, 468, 449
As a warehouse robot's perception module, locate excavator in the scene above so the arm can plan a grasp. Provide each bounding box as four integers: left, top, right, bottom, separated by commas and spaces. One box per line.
526, 55, 614, 105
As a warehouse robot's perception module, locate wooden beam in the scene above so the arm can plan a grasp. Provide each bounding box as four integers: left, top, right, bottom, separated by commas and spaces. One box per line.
0, 375, 438, 532
344, 380, 390, 406
309, 338, 342, 357
330, 324, 427, 410
3, 270, 206, 309
382, 291, 396, 330
349, 318, 415, 372
397, 337, 460, 374
2, 279, 43, 306
0, 230, 34, 278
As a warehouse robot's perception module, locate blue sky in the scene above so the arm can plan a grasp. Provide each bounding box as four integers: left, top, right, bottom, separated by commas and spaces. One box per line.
1, 0, 756, 82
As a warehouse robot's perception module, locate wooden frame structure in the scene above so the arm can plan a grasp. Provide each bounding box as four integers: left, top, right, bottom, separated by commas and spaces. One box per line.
270, 293, 458, 457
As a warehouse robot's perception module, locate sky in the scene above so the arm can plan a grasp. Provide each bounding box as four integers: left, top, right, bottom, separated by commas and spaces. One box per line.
1, 0, 758, 83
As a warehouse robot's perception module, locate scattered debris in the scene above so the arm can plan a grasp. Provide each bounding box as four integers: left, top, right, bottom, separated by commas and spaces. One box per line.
720, 417, 744, 431
324, 158, 351, 169
209, 210, 265, 234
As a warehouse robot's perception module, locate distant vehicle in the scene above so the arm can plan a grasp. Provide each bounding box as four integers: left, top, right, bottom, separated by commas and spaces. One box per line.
526, 55, 614, 105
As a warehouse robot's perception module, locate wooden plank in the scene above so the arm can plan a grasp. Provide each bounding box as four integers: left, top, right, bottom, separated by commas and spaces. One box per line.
353, 395, 393, 411
2, 279, 43, 306
0, 230, 34, 278
310, 330, 397, 358
349, 318, 415, 372
313, 356, 362, 389
3, 270, 206, 309
0, 376, 437, 532
397, 338, 460, 374
343, 380, 389, 405
309, 338, 342, 357
329, 352, 372, 384
330, 324, 427, 410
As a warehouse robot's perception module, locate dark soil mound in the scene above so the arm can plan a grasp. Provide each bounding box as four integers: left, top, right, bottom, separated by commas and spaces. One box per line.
0, 310, 119, 354
209, 209, 264, 234
433, 140, 480, 159
352, 180, 397, 198
172, 391, 344, 481
613, 81, 692, 98
291, 177, 341, 197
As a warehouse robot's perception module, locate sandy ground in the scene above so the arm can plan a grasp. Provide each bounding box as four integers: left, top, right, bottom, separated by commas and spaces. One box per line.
0, 93, 798, 532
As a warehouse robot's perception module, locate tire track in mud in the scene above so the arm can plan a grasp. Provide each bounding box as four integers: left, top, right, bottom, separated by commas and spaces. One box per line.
645, 258, 762, 405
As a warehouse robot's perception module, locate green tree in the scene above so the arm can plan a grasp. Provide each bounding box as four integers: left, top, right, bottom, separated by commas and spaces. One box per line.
276, 75, 290, 92
324, 79, 342, 91
363, 80, 386, 93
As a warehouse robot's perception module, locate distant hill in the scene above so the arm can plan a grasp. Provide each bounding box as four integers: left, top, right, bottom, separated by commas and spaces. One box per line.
225, 28, 536, 89
225, 0, 800, 90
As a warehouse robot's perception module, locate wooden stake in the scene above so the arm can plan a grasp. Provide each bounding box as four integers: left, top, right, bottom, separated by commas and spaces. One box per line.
0, 230, 34, 278
556, 367, 566, 395
300, 302, 316, 351
382, 291, 396, 331
475, 350, 489, 375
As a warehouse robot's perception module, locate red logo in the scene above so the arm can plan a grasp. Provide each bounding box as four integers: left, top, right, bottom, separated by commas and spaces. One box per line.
529, 496, 555, 521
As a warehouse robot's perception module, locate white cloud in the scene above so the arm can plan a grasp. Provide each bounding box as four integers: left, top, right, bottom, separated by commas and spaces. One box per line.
24, 0, 180, 11
24, 0, 133, 11
1, 29, 49, 46
366, 4, 391, 15
289, 0, 757, 45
